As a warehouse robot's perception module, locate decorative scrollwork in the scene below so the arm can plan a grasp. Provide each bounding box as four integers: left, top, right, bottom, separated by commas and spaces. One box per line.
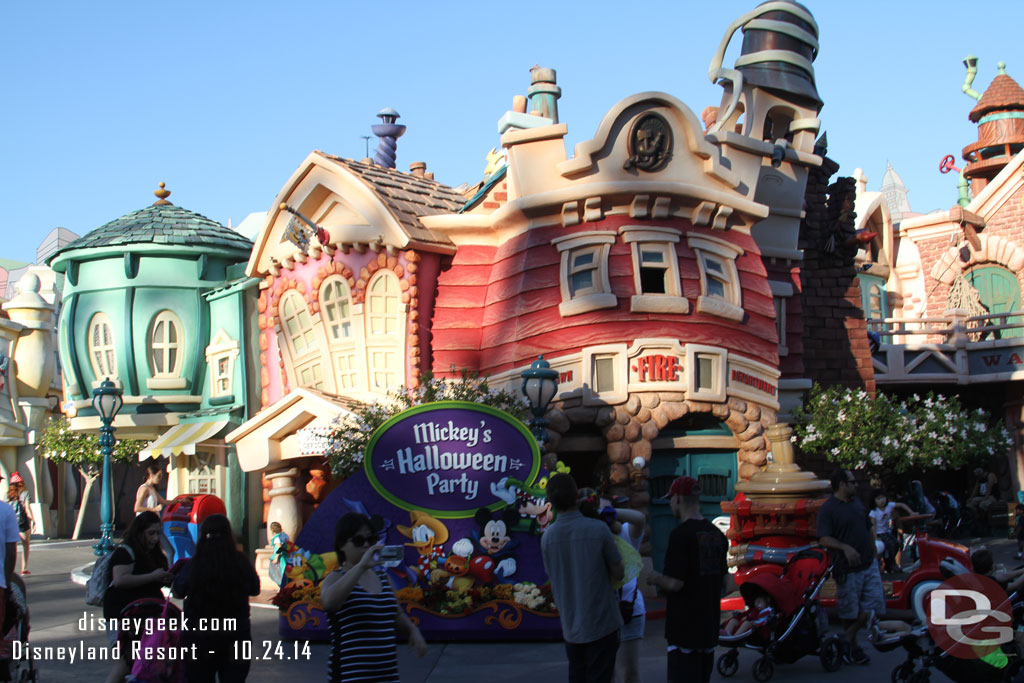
285, 601, 324, 630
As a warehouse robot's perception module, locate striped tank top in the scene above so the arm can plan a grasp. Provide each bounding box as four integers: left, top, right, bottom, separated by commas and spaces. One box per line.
327, 567, 399, 683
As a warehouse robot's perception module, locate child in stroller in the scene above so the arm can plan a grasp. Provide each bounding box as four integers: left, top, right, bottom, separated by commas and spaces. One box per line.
716, 548, 844, 681
721, 583, 775, 639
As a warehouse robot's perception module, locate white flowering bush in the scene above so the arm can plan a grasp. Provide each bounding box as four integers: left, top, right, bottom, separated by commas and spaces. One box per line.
325, 371, 530, 478
792, 384, 1012, 474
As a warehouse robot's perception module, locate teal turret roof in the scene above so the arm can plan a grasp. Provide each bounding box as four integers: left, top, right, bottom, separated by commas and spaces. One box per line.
49, 202, 252, 264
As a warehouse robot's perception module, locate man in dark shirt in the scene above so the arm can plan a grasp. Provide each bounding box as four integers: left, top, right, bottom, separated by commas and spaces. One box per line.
647, 476, 729, 683
817, 469, 884, 666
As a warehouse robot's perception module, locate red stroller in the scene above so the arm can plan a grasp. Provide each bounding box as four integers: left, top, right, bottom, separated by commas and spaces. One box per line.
717, 548, 844, 681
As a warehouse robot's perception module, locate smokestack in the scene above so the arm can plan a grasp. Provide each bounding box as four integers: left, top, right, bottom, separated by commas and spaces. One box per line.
527, 67, 561, 124
409, 161, 427, 177
371, 108, 406, 169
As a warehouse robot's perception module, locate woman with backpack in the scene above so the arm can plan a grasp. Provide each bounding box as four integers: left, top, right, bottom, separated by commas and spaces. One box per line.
6, 472, 33, 575
103, 510, 173, 683
172, 513, 260, 682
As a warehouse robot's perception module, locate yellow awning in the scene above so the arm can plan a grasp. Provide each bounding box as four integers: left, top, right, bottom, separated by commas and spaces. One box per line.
139, 420, 229, 460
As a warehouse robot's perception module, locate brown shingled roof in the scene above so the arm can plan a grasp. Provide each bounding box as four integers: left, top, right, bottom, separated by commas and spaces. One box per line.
315, 152, 466, 248
970, 73, 1024, 122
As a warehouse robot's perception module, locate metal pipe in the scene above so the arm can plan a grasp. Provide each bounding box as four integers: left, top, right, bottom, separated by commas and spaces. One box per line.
962, 55, 982, 101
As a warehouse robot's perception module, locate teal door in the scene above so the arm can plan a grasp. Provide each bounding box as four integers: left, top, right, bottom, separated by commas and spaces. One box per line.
649, 433, 737, 572
967, 266, 1023, 338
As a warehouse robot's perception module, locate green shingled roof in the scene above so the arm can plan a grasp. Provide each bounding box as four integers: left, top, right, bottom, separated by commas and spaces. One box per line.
50, 203, 252, 262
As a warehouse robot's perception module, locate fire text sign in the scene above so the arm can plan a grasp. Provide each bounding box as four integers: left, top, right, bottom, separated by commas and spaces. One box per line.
364, 401, 540, 518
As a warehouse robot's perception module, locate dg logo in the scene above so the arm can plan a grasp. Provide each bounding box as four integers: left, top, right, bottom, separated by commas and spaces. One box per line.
926, 573, 1014, 659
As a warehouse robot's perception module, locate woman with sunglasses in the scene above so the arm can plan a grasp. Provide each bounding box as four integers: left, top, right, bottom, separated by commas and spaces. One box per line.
321, 512, 427, 682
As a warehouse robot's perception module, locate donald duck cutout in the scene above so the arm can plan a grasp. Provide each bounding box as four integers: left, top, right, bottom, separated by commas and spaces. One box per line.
397, 510, 449, 584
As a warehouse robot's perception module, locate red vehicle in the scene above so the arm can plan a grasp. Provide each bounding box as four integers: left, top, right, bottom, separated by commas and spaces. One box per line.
723, 515, 972, 624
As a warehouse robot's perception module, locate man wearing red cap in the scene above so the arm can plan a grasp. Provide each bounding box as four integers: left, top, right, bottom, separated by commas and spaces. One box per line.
646, 476, 729, 683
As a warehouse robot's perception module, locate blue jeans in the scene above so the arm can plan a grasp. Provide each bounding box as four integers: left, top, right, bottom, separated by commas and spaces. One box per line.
564, 629, 619, 683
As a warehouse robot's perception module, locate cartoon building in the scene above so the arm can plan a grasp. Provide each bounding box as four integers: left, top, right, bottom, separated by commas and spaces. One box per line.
48, 185, 259, 531
864, 57, 1024, 489
229, 0, 834, 572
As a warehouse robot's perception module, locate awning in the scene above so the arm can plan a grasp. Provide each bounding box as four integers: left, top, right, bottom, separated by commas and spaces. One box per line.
139, 420, 229, 460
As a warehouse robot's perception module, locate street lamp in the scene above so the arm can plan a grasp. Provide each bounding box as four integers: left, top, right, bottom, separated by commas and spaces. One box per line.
92, 377, 123, 556
521, 356, 559, 456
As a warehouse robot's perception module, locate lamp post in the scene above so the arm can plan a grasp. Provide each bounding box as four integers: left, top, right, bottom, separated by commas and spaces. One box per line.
92, 378, 123, 556
521, 356, 559, 459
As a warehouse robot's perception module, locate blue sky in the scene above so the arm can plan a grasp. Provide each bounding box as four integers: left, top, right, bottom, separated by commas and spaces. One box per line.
1, 1, 1019, 264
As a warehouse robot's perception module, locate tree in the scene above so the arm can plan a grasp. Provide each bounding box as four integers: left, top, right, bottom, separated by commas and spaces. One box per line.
38, 415, 147, 539
326, 371, 529, 478
792, 383, 1013, 477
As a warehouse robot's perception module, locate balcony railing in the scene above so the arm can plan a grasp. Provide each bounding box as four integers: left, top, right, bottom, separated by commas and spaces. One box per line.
867, 308, 1024, 384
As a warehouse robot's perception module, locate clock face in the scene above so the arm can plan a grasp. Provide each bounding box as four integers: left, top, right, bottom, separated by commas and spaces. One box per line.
625, 112, 673, 173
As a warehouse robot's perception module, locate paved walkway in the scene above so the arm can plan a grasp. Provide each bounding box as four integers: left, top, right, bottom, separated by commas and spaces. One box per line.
25, 533, 1022, 681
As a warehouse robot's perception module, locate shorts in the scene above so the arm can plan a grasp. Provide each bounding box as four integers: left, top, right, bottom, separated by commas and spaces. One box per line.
620, 610, 645, 642
836, 560, 886, 620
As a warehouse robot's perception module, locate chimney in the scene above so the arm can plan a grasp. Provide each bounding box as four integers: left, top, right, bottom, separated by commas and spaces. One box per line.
371, 108, 406, 169
409, 161, 427, 177
527, 67, 560, 124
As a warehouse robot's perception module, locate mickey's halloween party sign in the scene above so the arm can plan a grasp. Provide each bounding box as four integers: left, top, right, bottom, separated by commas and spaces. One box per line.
364, 401, 541, 518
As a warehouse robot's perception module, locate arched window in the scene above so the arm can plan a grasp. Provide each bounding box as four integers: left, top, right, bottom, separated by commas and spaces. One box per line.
149, 311, 184, 378
320, 277, 359, 391
320, 277, 353, 342
280, 291, 318, 355
365, 272, 403, 392
367, 273, 400, 337
280, 291, 323, 389
87, 313, 117, 380
966, 265, 1023, 338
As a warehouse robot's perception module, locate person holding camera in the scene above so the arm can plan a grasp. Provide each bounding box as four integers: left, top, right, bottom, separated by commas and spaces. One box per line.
321, 512, 427, 683
578, 488, 646, 683
541, 474, 624, 683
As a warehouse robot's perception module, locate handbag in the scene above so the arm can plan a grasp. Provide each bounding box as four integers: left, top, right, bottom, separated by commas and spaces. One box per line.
13, 501, 26, 530
618, 586, 637, 624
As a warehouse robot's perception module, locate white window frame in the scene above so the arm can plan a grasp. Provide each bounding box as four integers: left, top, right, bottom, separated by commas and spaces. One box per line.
687, 233, 744, 322
552, 232, 617, 317
320, 276, 361, 392
619, 226, 688, 314
685, 343, 727, 403
87, 312, 118, 384
184, 449, 223, 495
147, 310, 186, 390
279, 291, 324, 391
769, 281, 793, 357
205, 329, 239, 399
364, 272, 405, 394
581, 344, 628, 406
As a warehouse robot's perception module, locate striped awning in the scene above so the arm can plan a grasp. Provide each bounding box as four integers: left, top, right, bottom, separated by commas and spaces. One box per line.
139, 420, 229, 460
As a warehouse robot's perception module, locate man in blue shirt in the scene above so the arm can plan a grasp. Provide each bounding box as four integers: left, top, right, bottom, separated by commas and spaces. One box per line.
541, 473, 624, 683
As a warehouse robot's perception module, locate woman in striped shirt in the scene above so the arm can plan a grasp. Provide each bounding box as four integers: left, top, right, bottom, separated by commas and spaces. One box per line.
321, 513, 428, 682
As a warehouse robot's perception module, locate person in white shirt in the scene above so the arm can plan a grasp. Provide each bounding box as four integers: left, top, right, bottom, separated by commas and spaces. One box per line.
134, 463, 169, 514
869, 490, 913, 573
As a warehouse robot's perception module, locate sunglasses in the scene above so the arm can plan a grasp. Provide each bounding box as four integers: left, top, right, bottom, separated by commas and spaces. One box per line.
349, 533, 375, 547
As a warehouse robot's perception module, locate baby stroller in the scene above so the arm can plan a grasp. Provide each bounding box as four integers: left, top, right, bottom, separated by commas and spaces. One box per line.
118, 597, 184, 683
0, 578, 37, 682
872, 620, 1021, 683
716, 548, 844, 681
870, 559, 1023, 683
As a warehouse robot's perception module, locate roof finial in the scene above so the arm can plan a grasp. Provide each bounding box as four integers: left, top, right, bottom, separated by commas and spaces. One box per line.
153, 182, 172, 206
998, 61, 1008, 76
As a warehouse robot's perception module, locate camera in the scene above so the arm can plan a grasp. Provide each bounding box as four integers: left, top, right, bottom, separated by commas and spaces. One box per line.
377, 545, 404, 567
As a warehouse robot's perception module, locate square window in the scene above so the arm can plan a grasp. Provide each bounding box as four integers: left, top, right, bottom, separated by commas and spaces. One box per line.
696, 355, 715, 391
593, 356, 616, 393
